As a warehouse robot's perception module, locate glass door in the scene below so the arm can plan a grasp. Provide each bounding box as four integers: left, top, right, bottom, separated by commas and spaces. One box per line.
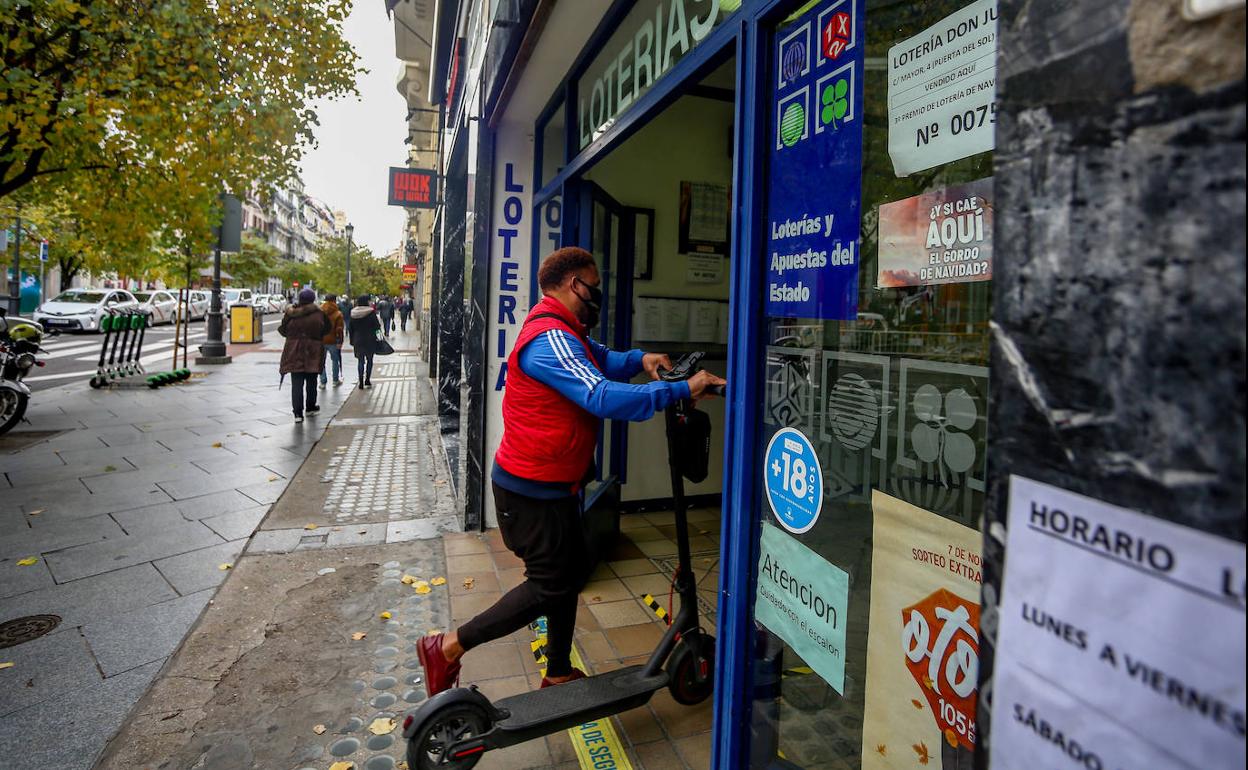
747, 0, 995, 767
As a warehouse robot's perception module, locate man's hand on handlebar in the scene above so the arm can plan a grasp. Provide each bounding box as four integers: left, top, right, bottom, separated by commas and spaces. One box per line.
642, 352, 674, 381
687, 370, 727, 400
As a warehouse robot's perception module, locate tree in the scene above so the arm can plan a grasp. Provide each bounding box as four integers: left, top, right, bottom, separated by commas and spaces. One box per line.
1, 0, 360, 204
276, 258, 315, 293
310, 235, 401, 297
222, 235, 280, 289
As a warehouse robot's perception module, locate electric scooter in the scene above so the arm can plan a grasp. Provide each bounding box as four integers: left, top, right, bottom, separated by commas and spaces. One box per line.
403, 351, 725, 769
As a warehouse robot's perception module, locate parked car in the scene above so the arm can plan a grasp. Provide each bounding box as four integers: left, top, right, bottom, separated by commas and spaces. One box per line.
250, 294, 270, 314
221, 288, 254, 309
33, 289, 138, 332
132, 290, 178, 325
182, 290, 210, 321
265, 294, 289, 313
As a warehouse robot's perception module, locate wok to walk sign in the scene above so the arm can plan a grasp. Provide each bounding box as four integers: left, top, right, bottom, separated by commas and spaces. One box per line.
388, 167, 437, 209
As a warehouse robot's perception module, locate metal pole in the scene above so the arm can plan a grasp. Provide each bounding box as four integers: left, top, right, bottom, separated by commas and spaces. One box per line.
197, 229, 230, 363
345, 233, 353, 298
8, 209, 22, 316
38, 243, 45, 309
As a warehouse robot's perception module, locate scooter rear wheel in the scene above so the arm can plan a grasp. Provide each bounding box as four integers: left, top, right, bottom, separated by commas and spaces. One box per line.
667, 632, 716, 705
406, 703, 491, 770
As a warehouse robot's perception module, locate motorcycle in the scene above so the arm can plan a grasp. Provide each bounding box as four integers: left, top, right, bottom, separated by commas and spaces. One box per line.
0, 307, 49, 435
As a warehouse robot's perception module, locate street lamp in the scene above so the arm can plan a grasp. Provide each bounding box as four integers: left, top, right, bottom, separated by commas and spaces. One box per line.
345, 223, 354, 298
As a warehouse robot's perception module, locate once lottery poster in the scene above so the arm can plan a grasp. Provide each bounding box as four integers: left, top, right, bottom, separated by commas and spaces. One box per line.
765, 0, 866, 320
862, 490, 983, 769
877, 177, 993, 288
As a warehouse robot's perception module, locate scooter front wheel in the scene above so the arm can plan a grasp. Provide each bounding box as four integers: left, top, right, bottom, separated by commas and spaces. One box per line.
668, 632, 716, 705
0, 389, 28, 435
407, 703, 491, 770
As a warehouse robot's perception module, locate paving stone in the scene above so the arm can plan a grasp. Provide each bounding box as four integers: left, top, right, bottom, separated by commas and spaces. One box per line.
110, 501, 184, 533
80, 463, 212, 495
155, 465, 277, 500
0, 563, 177, 632
386, 516, 461, 543
236, 479, 286, 505
0, 659, 163, 770
16, 485, 173, 522
0, 448, 66, 474
0, 512, 124, 560
326, 523, 388, 548
0, 627, 101, 717
118, 444, 222, 469
246, 528, 303, 554
153, 540, 247, 595
201, 506, 269, 541
0, 555, 57, 599
83, 590, 214, 676
45, 520, 223, 583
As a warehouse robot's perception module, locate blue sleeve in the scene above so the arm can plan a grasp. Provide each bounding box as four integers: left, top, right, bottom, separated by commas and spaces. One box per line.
586, 338, 646, 381
520, 330, 690, 421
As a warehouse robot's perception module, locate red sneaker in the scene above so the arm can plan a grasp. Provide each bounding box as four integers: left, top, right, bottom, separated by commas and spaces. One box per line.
417, 633, 461, 697
540, 668, 587, 688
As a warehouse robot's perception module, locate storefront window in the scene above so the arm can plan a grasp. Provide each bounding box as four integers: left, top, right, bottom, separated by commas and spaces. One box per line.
749, 0, 995, 766
539, 99, 566, 189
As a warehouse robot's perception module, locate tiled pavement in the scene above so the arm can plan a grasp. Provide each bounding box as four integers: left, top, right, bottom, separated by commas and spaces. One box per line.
440, 506, 723, 770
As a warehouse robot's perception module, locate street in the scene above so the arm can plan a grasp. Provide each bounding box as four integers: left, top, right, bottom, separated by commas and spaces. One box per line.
23, 314, 284, 392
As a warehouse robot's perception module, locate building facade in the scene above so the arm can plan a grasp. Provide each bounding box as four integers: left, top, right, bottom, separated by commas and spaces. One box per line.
393, 0, 1246, 767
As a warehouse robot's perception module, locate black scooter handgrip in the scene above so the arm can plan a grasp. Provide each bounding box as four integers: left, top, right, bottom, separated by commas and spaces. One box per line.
708, 384, 727, 398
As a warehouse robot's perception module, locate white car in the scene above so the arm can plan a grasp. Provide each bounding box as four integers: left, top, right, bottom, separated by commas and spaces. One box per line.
250, 294, 270, 314
182, 290, 210, 321
221, 288, 254, 309
264, 294, 289, 313
132, 290, 179, 325
33, 289, 139, 332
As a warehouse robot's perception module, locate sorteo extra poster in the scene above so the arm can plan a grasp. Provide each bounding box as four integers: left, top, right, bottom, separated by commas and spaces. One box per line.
862, 490, 983, 769
877, 177, 993, 288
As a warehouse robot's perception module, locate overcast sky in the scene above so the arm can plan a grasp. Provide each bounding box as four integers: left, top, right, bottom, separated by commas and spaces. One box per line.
301, 3, 408, 256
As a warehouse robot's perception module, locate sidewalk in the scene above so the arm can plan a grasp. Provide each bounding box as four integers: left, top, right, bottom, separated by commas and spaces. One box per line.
0, 326, 425, 768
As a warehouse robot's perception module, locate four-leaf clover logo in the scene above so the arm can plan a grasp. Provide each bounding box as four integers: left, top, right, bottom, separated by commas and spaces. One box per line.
911, 384, 978, 486
821, 77, 849, 129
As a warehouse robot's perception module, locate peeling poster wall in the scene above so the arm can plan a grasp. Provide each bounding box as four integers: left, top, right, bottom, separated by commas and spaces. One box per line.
976, 0, 1246, 766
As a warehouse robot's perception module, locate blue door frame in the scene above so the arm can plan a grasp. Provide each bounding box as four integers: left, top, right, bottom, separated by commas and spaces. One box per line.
519, 2, 809, 767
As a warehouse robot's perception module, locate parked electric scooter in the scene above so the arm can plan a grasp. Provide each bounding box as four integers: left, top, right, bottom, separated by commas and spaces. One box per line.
402, 351, 725, 769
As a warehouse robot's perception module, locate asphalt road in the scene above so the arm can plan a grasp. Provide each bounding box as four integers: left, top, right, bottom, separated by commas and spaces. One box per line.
22, 314, 284, 392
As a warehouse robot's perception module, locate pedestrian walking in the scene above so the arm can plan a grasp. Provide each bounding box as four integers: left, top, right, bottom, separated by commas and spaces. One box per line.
278, 288, 331, 423
415, 247, 725, 695
377, 295, 395, 336
349, 294, 382, 390
320, 293, 345, 387
398, 297, 413, 332
337, 295, 352, 339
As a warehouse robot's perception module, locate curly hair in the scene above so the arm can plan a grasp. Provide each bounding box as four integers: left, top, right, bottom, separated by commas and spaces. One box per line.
537, 247, 596, 291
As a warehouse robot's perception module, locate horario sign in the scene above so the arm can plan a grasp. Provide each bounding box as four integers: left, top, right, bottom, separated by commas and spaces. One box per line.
388, 167, 438, 209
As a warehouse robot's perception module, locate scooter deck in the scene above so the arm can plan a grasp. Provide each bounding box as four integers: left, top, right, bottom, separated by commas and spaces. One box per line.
493, 665, 667, 736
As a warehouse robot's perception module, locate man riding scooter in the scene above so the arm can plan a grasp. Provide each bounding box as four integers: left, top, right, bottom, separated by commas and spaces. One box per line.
418, 246, 726, 693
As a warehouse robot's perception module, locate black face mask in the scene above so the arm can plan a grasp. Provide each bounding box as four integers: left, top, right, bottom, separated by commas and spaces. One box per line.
574, 278, 603, 328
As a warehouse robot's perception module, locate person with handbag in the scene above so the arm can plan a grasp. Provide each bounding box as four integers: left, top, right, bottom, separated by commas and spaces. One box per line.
349, 294, 383, 389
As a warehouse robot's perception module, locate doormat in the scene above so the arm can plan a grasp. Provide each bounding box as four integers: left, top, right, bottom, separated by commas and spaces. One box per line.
649, 550, 720, 626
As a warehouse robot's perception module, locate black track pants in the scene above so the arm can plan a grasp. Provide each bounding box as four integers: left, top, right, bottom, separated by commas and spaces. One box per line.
457, 482, 591, 677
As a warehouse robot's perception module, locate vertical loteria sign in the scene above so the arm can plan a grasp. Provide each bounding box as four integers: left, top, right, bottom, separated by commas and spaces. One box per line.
765, 0, 866, 320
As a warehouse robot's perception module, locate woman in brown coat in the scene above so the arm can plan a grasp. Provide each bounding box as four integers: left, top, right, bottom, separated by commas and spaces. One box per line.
279, 288, 331, 423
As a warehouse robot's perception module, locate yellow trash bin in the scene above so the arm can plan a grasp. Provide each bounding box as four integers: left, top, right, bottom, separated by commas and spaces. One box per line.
229, 304, 264, 343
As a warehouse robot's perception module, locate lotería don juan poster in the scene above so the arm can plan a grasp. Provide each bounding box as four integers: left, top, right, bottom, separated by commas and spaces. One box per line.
862, 490, 983, 769
765, 0, 866, 320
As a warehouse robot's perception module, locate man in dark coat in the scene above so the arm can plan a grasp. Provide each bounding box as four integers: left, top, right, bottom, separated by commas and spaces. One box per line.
349, 294, 382, 389
377, 295, 395, 336
279, 288, 331, 422
398, 296, 413, 331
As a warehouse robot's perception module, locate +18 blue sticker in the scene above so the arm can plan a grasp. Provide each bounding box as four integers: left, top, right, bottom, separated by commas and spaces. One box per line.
764, 427, 823, 534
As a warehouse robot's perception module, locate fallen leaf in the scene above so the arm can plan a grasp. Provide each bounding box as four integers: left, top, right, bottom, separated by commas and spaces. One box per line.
400, 575, 417, 585
329, 762, 355, 770
351, 632, 367, 641
944, 728, 958, 747
304, 523, 318, 530
267, 475, 278, 482
396, 762, 409, 770
104, 465, 117, 472
430, 576, 446, 586
16, 557, 38, 567
28, 509, 44, 516
313, 724, 327, 735
0, 662, 13, 671
218, 563, 232, 571
211, 442, 222, 448
413, 581, 431, 595
913, 742, 931, 765
368, 717, 397, 735
911, 699, 924, 709
358, 530, 367, 535
379, 611, 392, 620
875, 744, 887, 757
462, 577, 475, 589
922, 675, 935, 690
